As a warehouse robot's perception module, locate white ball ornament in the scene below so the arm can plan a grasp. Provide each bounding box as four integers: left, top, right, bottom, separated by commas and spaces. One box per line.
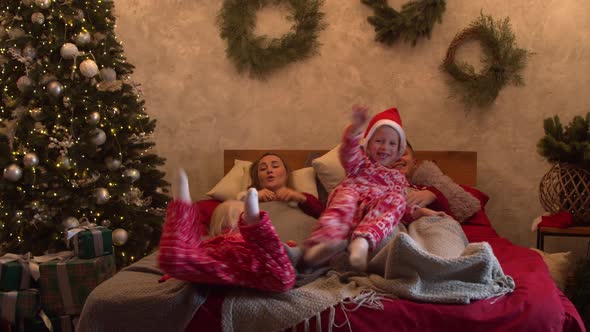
99, 67, 117, 82
75, 31, 91, 46
90, 128, 106, 145
47, 81, 64, 97
60, 43, 79, 60
112, 228, 128, 246
123, 168, 140, 183
22, 45, 36, 60
86, 111, 101, 125
80, 59, 99, 78
95, 187, 111, 205
105, 156, 121, 171
31, 12, 45, 24
63, 216, 79, 229
17, 76, 33, 92
3, 164, 23, 182
23, 152, 39, 167
35, 0, 51, 9
101, 219, 111, 228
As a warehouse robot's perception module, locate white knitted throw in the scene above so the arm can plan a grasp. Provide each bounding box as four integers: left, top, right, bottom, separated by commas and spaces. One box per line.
221, 217, 515, 332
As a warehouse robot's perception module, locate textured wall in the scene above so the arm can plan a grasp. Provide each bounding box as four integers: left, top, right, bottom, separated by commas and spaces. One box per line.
114, 0, 590, 256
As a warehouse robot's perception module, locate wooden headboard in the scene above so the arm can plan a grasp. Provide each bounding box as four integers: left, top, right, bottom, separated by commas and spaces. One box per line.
224, 149, 477, 186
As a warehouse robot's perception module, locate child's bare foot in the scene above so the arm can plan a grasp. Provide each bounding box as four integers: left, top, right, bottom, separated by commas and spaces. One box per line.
348, 237, 369, 271
303, 240, 347, 268
243, 188, 260, 225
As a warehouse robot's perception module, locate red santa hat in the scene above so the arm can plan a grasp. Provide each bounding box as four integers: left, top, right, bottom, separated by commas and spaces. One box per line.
362, 107, 407, 156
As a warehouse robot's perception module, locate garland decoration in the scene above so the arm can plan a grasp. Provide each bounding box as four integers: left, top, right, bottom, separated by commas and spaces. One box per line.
441, 14, 531, 108
217, 0, 326, 78
361, 0, 446, 46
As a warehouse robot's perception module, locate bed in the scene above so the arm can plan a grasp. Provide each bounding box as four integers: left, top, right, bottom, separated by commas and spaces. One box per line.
77, 149, 586, 332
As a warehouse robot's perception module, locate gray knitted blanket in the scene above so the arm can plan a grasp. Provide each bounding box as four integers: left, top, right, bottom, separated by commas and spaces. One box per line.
76, 252, 207, 332
221, 217, 515, 332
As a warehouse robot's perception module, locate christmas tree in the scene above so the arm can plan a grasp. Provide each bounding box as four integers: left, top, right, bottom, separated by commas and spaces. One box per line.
0, 0, 170, 268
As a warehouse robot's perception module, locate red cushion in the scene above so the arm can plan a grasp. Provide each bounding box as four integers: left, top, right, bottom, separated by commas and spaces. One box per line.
460, 185, 489, 207
459, 185, 491, 226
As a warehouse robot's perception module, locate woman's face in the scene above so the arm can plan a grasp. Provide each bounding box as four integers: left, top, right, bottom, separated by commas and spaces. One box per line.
257, 155, 288, 191
393, 147, 417, 179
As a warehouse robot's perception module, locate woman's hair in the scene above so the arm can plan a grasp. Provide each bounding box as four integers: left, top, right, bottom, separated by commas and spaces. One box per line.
209, 200, 243, 237
249, 152, 292, 190
406, 140, 414, 156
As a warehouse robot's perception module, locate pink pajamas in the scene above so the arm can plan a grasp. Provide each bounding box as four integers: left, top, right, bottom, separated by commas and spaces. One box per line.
306, 127, 411, 250
158, 201, 295, 292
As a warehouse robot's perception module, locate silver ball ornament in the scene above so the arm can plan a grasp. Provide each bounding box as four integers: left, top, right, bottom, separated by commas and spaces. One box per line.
47, 81, 64, 97
29, 108, 45, 121
112, 228, 128, 246
63, 216, 79, 229
79, 59, 98, 78
89, 128, 106, 145
60, 43, 79, 60
16, 76, 33, 92
75, 31, 91, 46
105, 156, 121, 171
23, 152, 39, 167
56, 155, 71, 169
99, 67, 117, 82
123, 168, 140, 183
35, 0, 51, 9
31, 12, 45, 24
3, 164, 23, 182
94, 187, 111, 205
101, 219, 111, 228
22, 45, 36, 60
86, 112, 101, 125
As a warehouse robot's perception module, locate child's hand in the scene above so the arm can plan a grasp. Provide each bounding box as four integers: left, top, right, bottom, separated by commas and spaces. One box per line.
258, 188, 276, 202
350, 104, 369, 133
275, 187, 306, 203
176, 168, 191, 203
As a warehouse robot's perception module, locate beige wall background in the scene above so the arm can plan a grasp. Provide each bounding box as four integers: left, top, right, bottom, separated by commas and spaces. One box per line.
114, 0, 590, 257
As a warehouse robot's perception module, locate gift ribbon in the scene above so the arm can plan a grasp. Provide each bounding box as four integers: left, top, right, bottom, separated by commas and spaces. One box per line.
57, 260, 77, 315
66, 221, 105, 257
0, 253, 35, 287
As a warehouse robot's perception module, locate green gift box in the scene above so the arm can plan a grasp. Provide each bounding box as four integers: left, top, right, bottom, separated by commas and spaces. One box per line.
19, 314, 76, 332
0, 289, 41, 323
0, 256, 35, 291
70, 227, 113, 259
39, 255, 116, 316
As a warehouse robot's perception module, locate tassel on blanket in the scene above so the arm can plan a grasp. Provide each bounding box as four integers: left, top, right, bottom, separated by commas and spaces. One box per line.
489, 275, 516, 304
344, 290, 390, 311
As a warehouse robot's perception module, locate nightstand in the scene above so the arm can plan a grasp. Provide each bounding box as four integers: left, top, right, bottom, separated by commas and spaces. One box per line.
536, 226, 590, 250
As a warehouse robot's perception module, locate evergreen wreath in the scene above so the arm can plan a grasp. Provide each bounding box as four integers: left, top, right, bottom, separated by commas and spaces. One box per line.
441, 14, 531, 108
361, 0, 446, 46
217, 0, 326, 78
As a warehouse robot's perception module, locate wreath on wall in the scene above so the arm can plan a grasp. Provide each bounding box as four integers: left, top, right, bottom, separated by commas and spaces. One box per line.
361, 0, 446, 46
441, 14, 531, 109
217, 0, 326, 79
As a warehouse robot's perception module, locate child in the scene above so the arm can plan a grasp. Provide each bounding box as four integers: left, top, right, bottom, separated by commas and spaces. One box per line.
304, 105, 445, 271
158, 169, 296, 292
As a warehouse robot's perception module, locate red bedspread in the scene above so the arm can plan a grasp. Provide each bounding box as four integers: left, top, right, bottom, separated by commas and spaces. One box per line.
187, 223, 585, 332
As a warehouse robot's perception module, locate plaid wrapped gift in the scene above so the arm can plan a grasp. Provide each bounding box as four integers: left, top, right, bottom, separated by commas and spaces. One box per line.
18, 313, 77, 332
67, 225, 113, 259
0, 289, 40, 323
39, 255, 116, 316
0, 254, 36, 291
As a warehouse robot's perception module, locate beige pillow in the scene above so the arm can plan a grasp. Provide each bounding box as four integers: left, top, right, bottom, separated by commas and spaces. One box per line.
311, 145, 345, 194
207, 160, 319, 201
206, 159, 252, 201
530, 248, 573, 291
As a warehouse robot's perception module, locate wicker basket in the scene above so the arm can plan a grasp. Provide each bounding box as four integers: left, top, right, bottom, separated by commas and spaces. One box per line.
539, 163, 590, 225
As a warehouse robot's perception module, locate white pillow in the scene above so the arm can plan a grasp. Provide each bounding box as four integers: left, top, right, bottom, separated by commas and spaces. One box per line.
530, 248, 573, 291
291, 167, 318, 198
206, 160, 252, 201
207, 160, 319, 200
311, 145, 345, 194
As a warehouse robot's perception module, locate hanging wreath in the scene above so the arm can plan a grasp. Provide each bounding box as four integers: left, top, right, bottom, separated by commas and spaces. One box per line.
217, 0, 326, 78
441, 14, 531, 109
361, 0, 446, 46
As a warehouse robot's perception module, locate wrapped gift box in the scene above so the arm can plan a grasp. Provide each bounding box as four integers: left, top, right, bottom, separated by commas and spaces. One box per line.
70, 227, 113, 259
0, 256, 35, 291
39, 255, 116, 316
18, 314, 77, 332
0, 289, 40, 323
